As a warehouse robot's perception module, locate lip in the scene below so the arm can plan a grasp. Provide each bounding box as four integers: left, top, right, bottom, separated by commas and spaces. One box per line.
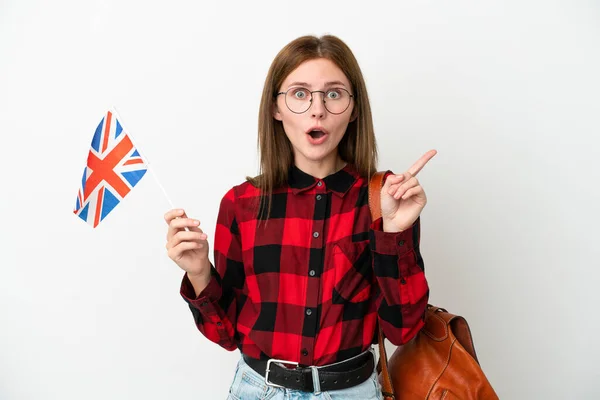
305, 126, 329, 145
305, 126, 330, 135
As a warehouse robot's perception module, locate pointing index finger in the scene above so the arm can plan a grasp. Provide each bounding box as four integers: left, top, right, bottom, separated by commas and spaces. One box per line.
407, 149, 437, 176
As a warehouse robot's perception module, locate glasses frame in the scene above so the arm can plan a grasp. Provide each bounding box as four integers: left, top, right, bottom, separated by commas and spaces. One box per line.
276, 87, 354, 115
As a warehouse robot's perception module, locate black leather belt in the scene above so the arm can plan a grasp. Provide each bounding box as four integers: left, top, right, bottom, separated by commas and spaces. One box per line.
242, 350, 375, 392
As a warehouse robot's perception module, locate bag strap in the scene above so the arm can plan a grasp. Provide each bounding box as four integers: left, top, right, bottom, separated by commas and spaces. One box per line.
368, 171, 395, 400
368, 171, 385, 220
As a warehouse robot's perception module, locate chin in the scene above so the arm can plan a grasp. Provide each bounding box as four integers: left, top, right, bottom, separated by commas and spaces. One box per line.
299, 149, 335, 163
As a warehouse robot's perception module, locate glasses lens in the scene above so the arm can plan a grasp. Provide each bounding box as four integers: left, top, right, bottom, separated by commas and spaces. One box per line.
285, 88, 312, 113
284, 87, 352, 114
323, 88, 351, 114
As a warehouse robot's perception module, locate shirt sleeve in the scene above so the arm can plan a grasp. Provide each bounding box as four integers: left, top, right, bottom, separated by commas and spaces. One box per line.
369, 216, 429, 345
179, 187, 244, 351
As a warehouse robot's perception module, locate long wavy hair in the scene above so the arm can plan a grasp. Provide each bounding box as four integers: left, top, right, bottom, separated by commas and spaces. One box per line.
248, 35, 378, 219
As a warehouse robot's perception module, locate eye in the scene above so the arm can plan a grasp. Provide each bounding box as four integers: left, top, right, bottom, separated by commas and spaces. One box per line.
326, 89, 342, 99
292, 88, 310, 99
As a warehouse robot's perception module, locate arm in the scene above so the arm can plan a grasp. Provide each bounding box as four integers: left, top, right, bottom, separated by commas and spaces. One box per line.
370, 216, 429, 345
180, 187, 244, 351
370, 150, 436, 344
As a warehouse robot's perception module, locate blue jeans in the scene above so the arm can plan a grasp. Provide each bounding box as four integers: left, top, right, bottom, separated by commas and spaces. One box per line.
226, 355, 383, 400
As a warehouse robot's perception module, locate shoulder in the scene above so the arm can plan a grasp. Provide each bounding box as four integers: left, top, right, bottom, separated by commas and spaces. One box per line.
217, 179, 263, 218
220, 180, 259, 201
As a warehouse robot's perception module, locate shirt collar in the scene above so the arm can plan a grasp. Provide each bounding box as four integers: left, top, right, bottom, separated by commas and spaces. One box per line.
288, 163, 359, 197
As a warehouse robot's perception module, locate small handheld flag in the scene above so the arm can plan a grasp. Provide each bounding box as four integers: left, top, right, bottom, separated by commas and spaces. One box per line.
74, 110, 148, 227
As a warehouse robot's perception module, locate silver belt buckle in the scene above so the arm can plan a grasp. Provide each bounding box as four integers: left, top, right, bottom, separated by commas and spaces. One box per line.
265, 358, 299, 388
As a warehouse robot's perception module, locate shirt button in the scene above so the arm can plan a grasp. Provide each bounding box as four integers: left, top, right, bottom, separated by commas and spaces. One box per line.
201, 301, 208, 307
398, 240, 405, 246
317, 181, 323, 187
313, 232, 319, 238
306, 308, 312, 316
302, 349, 309, 356
309, 270, 316, 277
400, 277, 407, 285
316, 194, 322, 200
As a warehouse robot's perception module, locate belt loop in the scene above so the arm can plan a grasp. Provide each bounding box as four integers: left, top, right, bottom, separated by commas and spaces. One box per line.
310, 366, 321, 395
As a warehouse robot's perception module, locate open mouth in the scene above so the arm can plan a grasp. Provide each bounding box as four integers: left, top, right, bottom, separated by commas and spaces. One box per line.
308, 129, 326, 139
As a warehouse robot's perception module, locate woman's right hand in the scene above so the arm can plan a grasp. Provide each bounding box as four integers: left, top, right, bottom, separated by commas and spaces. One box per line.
164, 209, 211, 278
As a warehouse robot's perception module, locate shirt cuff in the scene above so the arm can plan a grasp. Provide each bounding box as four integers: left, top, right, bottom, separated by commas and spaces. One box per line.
180, 267, 222, 308
369, 217, 417, 256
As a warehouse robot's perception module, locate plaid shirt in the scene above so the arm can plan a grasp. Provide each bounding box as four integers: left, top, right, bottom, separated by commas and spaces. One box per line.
180, 164, 429, 366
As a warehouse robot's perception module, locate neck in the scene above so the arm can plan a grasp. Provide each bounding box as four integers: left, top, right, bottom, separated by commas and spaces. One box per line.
294, 153, 346, 179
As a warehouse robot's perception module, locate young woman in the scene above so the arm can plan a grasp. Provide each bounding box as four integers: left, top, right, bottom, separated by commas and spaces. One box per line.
164, 35, 436, 400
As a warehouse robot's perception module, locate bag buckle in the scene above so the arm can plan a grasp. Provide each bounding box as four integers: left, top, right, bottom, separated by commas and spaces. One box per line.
265, 358, 299, 388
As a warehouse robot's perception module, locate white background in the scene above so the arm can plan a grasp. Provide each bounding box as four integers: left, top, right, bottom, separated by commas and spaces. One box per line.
1, 1, 599, 399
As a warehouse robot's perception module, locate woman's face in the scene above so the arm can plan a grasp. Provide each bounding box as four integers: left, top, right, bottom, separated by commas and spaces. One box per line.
274, 58, 355, 170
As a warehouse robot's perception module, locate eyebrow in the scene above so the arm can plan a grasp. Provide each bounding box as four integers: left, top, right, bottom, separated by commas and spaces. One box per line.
287, 81, 348, 89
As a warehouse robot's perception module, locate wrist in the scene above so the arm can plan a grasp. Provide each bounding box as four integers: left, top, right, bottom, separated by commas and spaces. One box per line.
187, 269, 210, 279
382, 219, 404, 233
187, 266, 212, 296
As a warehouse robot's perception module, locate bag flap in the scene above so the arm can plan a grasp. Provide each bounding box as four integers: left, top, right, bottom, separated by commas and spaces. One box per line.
423, 305, 480, 363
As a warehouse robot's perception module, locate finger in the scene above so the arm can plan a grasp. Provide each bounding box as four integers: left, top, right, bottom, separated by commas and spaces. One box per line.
165, 209, 191, 230
383, 174, 404, 188
389, 175, 413, 195
164, 208, 185, 223
167, 213, 202, 240
407, 149, 437, 177
168, 231, 207, 248
169, 217, 202, 231
176, 211, 203, 232
166, 210, 184, 241
168, 241, 203, 261
165, 209, 200, 229
393, 177, 419, 199
392, 174, 416, 196
167, 219, 202, 242
384, 174, 405, 194
401, 185, 424, 201
165, 234, 207, 250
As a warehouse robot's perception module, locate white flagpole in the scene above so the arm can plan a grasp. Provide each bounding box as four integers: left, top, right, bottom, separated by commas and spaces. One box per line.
110, 105, 176, 210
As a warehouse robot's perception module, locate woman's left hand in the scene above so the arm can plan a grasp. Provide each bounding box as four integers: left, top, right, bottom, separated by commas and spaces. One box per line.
380, 150, 437, 232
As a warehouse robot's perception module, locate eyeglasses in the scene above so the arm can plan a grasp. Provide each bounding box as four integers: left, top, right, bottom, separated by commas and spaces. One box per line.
276, 87, 354, 115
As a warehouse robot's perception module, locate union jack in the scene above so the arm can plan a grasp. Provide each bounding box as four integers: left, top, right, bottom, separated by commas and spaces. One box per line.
74, 110, 147, 227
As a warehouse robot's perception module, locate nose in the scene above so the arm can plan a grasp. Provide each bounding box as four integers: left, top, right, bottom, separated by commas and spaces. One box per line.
310, 92, 326, 119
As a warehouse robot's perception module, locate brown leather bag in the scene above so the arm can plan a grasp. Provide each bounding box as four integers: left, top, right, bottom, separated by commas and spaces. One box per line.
368, 171, 499, 400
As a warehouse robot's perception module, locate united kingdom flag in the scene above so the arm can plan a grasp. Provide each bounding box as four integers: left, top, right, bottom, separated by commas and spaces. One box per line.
74, 110, 147, 227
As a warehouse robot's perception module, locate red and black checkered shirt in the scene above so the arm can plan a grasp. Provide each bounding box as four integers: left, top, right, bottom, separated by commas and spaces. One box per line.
180, 164, 429, 366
